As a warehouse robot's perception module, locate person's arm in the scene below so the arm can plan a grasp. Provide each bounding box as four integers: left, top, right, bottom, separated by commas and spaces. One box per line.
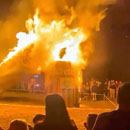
92, 114, 108, 130
71, 120, 78, 130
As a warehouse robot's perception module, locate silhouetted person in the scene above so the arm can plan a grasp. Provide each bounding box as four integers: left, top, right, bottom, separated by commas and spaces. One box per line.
8, 119, 29, 130
93, 83, 130, 130
109, 80, 116, 99
34, 94, 77, 130
33, 114, 45, 125
91, 82, 98, 101
84, 114, 98, 130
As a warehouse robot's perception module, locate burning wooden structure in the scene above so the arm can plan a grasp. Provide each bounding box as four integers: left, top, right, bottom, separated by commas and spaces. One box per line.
0, 5, 105, 107
45, 61, 80, 107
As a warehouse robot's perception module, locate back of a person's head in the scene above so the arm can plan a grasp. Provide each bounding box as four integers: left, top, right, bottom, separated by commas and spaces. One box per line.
8, 119, 28, 130
45, 94, 71, 126
117, 82, 130, 110
45, 94, 66, 109
33, 114, 45, 124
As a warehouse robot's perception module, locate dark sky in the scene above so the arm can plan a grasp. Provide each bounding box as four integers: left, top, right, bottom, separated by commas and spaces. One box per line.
84, 0, 130, 81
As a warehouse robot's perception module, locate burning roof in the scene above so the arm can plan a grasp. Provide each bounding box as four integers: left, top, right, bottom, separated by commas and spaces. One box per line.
0, 0, 113, 88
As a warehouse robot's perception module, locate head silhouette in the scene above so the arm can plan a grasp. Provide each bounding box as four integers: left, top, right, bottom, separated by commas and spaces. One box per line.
8, 120, 28, 130
44, 94, 71, 126
33, 114, 45, 124
117, 82, 130, 111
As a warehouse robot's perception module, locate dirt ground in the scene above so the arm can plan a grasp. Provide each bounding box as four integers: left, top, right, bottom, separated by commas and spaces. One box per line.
0, 104, 111, 130
0, 92, 116, 129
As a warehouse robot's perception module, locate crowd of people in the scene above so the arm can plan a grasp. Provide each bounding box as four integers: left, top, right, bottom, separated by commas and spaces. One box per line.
0, 82, 130, 130
81, 79, 123, 101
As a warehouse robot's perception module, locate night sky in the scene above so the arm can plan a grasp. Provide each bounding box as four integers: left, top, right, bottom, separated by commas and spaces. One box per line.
84, 0, 130, 81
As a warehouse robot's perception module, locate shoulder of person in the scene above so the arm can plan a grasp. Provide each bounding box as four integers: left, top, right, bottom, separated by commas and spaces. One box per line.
98, 110, 117, 120
92, 111, 117, 130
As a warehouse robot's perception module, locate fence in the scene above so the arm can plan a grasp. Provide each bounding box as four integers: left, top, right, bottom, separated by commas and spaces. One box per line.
7, 89, 117, 108
7, 88, 45, 93
80, 92, 117, 108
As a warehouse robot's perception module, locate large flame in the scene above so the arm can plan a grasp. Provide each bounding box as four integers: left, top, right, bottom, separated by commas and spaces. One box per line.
0, 10, 86, 67
52, 28, 86, 64
0, 11, 39, 66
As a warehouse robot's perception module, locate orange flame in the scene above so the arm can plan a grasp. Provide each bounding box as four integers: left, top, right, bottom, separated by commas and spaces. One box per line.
0, 10, 87, 67
0, 10, 39, 66
52, 28, 86, 64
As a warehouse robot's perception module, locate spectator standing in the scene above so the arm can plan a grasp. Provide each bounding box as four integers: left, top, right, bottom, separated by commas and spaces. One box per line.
97, 82, 104, 100
119, 81, 123, 86
86, 82, 90, 93
109, 80, 116, 99
91, 82, 98, 101
115, 81, 119, 98
104, 81, 108, 96
86, 82, 91, 100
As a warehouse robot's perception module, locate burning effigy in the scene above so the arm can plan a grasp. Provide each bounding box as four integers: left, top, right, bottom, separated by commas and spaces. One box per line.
0, 0, 111, 106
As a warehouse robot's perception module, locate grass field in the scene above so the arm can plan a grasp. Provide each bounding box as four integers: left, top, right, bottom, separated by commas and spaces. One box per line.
0, 91, 116, 130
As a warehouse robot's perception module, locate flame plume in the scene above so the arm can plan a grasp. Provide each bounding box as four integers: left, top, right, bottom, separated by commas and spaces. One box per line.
0, 10, 87, 68
0, 0, 112, 89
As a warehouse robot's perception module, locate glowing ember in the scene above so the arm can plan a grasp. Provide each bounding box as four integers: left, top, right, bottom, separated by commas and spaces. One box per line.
0, 10, 87, 67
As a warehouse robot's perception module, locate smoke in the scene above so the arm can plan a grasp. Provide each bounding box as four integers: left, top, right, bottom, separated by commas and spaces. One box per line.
0, 0, 115, 88
32, 0, 112, 65
0, 0, 35, 60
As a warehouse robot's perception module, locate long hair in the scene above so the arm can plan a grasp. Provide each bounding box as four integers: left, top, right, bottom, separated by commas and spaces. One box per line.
44, 94, 71, 126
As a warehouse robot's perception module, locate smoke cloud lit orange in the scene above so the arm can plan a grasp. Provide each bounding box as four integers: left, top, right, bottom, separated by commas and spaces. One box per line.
0, 0, 115, 88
